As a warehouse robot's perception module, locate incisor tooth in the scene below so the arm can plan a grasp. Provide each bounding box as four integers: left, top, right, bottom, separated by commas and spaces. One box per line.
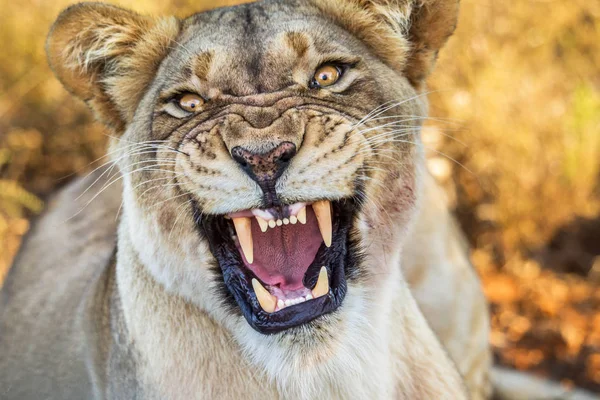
232, 217, 253, 263
256, 216, 269, 233
252, 279, 277, 313
297, 207, 307, 224
312, 200, 332, 247
290, 215, 298, 224
312, 266, 329, 298
283, 218, 290, 225
276, 219, 283, 226
268, 220, 276, 229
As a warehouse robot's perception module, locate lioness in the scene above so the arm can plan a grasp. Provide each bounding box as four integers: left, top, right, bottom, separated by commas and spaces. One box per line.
0, 0, 495, 398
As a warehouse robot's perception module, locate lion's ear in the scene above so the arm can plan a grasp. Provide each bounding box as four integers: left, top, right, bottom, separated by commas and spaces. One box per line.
46, 3, 180, 132
311, 0, 459, 89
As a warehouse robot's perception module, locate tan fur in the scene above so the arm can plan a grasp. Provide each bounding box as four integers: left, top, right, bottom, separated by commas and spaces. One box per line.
310, 0, 460, 88
284, 32, 310, 58
492, 367, 600, 400
193, 51, 215, 81
403, 173, 492, 399
310, 0, 412, 73
1, 1, 496, 399
46, 3, 180, 131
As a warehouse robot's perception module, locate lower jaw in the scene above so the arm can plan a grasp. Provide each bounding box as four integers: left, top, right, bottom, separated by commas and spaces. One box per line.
197, 199, 360, 334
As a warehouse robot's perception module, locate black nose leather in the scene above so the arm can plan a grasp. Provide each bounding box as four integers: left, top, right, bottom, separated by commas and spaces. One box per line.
231, 142, 296, 185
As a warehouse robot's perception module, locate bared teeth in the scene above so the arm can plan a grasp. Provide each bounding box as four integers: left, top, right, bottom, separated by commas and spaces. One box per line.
312, 200, 332, 247
252, 279, 277, 313
233, 201, 329, 243
312, 266, 329, 298
232, 217, 253, 263
278, 294, 312, 310
255, 216, 269, 233
297, 207, 307, 224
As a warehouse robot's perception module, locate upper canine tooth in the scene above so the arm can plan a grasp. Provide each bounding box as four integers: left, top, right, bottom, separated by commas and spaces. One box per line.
297, 207, 307, 224
312, 200, 332, 247
256, 216, 269, 233
252, 279, 277, 313
232, 217, 253, 263
312, 266, 329, 298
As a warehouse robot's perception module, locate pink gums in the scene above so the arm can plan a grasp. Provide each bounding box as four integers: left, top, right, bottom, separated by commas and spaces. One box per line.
236, 207, 323, 290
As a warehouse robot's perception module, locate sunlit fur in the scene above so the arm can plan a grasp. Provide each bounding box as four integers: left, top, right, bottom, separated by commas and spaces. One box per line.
0, 1, 496, 399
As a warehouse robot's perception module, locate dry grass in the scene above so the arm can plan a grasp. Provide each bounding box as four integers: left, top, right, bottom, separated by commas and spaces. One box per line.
0, 0, 598, 392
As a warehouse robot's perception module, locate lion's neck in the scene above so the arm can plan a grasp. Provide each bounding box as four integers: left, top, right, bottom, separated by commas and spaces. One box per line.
114, 213, 466, 399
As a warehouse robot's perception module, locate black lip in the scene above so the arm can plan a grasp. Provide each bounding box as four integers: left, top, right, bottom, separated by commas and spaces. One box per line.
197, 199, 360, 335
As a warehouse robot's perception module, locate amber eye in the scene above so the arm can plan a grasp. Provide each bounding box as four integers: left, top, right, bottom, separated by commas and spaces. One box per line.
312, 64, 341, 88
178, 93, 204, 112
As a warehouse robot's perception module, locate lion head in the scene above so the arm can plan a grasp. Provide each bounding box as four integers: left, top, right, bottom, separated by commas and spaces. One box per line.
47, 0, 458, 380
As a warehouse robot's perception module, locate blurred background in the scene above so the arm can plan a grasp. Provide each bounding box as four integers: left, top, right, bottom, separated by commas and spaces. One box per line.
0, 0, 598, 392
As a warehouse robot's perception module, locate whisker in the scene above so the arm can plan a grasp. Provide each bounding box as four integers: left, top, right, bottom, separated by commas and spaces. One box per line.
150, 191, 192, 209
75, 155, 178, 201
361, 114, 462, 125
355, 121, 420, 135
114, 176, 179, 222
351, 91, 439, 130
368, 139, 475, 175
168, 199, 193, 240
57, 139, 172, 183
139, 180, 181, 198
65, 165, 185, 223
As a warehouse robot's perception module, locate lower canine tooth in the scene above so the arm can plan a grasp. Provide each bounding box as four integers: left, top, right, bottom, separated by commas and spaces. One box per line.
252, 279, 277, 313
312, 266, 329, 298
232, 217, 253, 263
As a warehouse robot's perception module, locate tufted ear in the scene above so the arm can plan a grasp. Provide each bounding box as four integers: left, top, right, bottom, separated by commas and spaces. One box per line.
311, 0, 459, 89
46, 2, 180, 133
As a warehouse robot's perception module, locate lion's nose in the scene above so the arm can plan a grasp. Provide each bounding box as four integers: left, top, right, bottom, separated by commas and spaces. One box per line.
231, 142, 297, 185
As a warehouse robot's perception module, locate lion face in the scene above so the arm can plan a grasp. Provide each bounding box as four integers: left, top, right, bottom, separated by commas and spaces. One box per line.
47, 0, 457, 363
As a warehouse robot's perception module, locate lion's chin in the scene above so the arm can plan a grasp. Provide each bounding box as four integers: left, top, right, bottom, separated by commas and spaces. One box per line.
197, 198, 362, 334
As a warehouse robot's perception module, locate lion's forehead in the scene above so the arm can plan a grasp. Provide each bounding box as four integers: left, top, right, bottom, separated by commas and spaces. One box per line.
155, 3, 366, 95
181, 0, 328, 43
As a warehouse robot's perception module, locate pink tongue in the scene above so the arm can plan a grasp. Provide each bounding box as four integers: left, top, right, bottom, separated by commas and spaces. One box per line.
240, 207, 323, 290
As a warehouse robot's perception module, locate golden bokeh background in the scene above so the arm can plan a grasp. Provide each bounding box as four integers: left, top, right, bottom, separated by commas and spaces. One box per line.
0, 0, 598, 392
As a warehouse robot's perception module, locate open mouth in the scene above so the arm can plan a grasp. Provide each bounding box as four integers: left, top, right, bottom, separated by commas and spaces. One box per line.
199, 199, 359, 334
